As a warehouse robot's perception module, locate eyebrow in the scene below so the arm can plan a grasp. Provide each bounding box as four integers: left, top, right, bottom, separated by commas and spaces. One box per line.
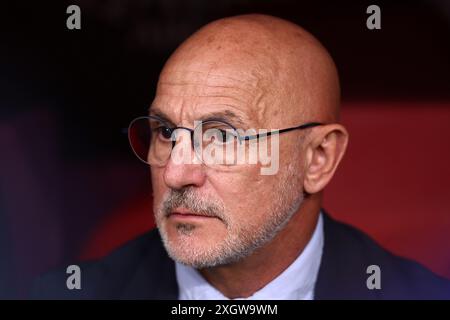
149, 106, 247, 129
148, 108, 174, 126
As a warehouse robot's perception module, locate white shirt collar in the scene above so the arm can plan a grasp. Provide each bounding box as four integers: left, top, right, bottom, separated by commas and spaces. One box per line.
176, 213, 324, 300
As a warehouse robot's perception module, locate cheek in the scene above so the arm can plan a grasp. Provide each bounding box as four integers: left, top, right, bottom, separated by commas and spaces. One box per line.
209, 169, 274, 221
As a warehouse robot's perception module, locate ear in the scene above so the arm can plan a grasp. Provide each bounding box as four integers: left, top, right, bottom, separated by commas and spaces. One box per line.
303, 124, 349, 194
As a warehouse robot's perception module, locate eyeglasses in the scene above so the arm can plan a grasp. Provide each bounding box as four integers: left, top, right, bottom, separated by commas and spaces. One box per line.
128, 115, 322, 167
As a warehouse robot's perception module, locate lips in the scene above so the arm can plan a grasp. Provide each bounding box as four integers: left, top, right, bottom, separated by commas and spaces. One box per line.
168, 208, 216, 219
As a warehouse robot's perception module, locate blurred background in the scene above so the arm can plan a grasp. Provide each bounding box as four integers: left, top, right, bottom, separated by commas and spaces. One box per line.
1, 0, 449, 298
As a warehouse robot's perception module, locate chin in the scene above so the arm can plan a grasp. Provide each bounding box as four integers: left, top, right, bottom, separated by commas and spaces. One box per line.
160, 228, 232, 268
166, 241, 223, 268
167, 224, 224, 247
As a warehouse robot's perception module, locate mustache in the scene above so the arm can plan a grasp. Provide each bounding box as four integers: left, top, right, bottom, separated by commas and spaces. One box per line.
160, 187, 227, 223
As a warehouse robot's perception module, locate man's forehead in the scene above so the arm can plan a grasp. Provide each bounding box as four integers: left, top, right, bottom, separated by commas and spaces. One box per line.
158, 68, 262, 93
152, 68, 269, 127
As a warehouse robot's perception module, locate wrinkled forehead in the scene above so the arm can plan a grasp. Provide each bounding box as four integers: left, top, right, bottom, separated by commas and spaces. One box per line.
151, 66, 273, 129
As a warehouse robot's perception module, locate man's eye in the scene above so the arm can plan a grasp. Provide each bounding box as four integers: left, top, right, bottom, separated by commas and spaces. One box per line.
216, 129, 236, 144
153, 126, 172, 140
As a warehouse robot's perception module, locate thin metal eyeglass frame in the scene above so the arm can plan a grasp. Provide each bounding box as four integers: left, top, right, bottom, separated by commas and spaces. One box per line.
128, 115, 323, 164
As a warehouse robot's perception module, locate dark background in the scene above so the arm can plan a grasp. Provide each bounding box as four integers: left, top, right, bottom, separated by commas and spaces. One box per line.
1, 0, 449, 298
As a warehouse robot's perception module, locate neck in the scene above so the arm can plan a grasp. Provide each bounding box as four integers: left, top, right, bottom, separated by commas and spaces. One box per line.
199, 195, 321, 299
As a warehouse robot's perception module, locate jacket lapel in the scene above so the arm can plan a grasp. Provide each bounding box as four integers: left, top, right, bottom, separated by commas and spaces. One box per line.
314, 212, 378, 299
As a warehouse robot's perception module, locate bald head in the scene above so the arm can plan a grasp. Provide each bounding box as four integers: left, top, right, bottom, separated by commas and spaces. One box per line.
157, 14, 340, 126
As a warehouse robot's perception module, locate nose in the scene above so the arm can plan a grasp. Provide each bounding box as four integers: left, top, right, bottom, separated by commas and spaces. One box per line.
163, 159, 207, 190
163, 130, 206, 190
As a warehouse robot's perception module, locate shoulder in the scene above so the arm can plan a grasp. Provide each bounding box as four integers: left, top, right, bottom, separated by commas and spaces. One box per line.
316, 213, 450, 299
31, 228, 176, 299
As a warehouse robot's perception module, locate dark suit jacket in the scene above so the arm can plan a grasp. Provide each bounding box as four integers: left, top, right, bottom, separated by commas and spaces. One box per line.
32, 212, 450, 299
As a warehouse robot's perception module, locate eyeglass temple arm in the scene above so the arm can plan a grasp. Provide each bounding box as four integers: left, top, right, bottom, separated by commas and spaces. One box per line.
241, 122, 323, 141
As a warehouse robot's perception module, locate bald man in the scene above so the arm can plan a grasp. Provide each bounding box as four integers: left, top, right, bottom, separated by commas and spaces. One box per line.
33, 14, 450, 300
